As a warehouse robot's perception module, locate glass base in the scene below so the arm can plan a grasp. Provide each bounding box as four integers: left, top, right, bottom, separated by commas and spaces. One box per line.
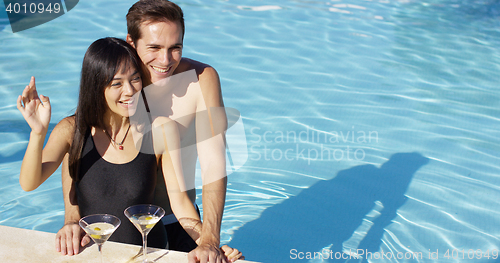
130, 256, 154, 263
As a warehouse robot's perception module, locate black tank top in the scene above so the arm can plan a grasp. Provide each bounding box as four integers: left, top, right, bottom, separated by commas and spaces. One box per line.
76, 130, 167, 248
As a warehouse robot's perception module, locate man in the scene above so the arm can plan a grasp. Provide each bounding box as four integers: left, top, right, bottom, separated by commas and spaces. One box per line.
125, 0, 229, 261
56, 1, 239, 262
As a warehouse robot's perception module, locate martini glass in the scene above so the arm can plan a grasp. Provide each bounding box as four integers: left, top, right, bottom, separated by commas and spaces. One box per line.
79, 214, 121, 263
124, 204, 165, 263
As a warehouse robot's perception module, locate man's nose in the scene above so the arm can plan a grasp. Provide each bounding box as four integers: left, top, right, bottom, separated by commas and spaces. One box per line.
158, 49, 171, 65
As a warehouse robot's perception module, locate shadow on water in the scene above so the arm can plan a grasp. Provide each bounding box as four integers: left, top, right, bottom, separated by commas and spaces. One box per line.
228, 152, 429, 262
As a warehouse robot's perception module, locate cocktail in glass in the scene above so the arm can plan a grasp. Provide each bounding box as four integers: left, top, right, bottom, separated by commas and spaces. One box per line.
124, 204, 165, 263
79, 214, 121, 263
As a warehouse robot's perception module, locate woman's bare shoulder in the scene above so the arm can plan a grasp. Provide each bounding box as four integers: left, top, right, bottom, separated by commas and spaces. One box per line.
52, 116, 76, 143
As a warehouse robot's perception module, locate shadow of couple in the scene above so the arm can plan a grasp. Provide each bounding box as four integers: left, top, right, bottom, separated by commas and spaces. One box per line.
229, 152, 430, 262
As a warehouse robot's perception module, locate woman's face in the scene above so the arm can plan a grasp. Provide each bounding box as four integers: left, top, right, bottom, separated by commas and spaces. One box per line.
104, 63, 143, 118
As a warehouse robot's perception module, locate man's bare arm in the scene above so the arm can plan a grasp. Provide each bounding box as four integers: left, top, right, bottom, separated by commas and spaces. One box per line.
55, 153, 89, 256
189, 66, 228, 262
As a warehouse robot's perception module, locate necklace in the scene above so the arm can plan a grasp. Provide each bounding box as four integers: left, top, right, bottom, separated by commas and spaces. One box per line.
104, 124, 131, 150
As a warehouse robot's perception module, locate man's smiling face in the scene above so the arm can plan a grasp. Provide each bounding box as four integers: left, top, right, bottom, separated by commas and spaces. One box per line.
132, 21, 183, 84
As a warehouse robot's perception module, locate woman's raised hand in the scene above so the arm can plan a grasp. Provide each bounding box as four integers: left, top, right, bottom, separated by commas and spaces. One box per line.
17, 76, 51, 134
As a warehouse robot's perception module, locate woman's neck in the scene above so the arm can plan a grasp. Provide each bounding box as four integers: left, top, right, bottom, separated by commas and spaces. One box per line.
103, 112, 129, 137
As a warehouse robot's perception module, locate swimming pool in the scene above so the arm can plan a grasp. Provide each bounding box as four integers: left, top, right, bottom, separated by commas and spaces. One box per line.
1, 0, 500, 262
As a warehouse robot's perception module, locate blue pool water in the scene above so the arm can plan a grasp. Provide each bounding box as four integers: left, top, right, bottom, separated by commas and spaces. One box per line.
1, 0, 500, 262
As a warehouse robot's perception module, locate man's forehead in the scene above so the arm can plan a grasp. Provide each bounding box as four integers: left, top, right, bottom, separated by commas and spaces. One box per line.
140, 20, 182, 32
137, 20, 183, 42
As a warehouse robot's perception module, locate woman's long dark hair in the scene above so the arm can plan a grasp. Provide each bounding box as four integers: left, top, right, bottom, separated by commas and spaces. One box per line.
68, 37, 145, 181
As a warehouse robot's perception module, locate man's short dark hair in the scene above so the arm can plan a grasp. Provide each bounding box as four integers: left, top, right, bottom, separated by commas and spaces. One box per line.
126, 0, 185, 44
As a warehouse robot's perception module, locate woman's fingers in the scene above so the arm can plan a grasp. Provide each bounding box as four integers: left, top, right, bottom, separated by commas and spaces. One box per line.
20, 76, 38, 104
39, 94, 50, 108
19, 77, 39, 107
16, 95, 25, 112
28, 76, 38, 100
21, 85, 30, 106
17, 77, 49, 116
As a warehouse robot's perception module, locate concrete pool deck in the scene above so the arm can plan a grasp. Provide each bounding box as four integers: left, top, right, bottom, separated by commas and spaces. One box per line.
0, 225, 255, 262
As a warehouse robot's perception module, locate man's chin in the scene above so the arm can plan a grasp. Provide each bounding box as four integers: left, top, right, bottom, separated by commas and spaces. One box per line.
150, 73, 171, 84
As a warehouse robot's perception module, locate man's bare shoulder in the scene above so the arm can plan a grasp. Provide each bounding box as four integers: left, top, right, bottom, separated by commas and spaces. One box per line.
177, 58, 222, 106
178, 58, 220, 84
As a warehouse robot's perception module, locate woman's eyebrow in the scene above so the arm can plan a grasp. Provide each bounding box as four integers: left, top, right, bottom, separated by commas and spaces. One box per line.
113, 70, 139, 80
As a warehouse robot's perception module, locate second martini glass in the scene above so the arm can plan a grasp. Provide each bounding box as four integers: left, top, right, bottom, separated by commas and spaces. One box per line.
124, 204, 165, 263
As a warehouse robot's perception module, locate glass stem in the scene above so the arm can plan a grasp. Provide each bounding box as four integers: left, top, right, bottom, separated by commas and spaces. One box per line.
143, 233, 148, 261
98, 244, 103, 263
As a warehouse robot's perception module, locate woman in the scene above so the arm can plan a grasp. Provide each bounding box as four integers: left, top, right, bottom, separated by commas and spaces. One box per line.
17, 37, 242, 261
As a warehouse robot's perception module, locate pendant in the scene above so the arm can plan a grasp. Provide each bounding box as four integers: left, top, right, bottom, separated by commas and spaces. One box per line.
119, 146, 124, 150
